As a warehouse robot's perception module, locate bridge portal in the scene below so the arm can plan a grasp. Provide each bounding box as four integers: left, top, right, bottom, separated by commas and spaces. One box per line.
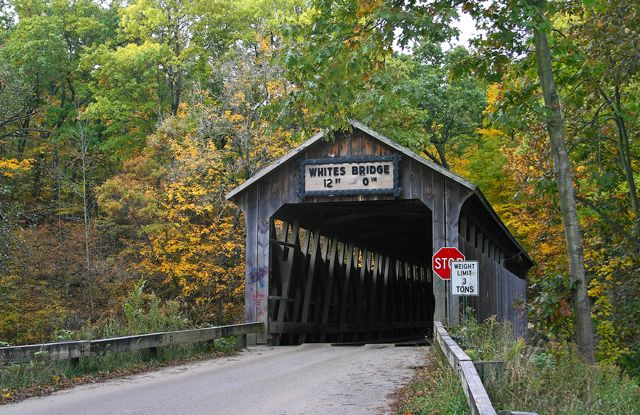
226, 121, 533, 344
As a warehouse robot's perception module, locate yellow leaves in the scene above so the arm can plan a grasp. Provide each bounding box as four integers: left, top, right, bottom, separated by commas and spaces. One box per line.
484, 83, 504, 115
176, 101, 189, 119
356, 0, 383, 17
0, 158, 33, 177
224, 110, 245, 123
476, 128, 506, 139
588, 280, 604, 297
232, 91, 246, 104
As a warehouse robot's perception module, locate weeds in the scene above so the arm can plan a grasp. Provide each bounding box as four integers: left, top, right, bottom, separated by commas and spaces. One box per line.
450, 315, 640, 415
396, 343, 469, 415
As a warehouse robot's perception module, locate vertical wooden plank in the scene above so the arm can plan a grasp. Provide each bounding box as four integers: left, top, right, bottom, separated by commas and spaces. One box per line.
363, 134, 374, 157
432, 174, 447, 323
400, 159, 412, 200
413, 264, 422, 323
255, 182, 271, 343
320, 236, 340, 341
446, 180, 460, 326
355, 250, 370, 337
420, 266, 428, 324
414, 265, 422, 322
460, 216, 468, 241
380, 255, 390, 327
244, 193, 258, 328
388, 258, 397, 328
339, 244, 356, 341
300, 230, 321, 343
396, 260, 405, 325
338, 134, 349, 157
421, 166, 434, 210
312, 236, 331, 340
406, 263, 414, 323
269, 220, 288, 332
275, 222, 300, 324
291, 228, 311, 334
369, 252, 381, 327
469, 224, 477, 248
330, 241, 345, 327
407, 160, 416, 199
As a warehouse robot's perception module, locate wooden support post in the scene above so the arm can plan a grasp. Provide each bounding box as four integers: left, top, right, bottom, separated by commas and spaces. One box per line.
243, 192, 259, 345
446, 181, 460, 326
355, 250, 370, 340
398, 260, 406, 326
299, 230, 321, 343
432, 176, 447, 323
389, 258, 398, 333
368, 252, 381, 338
380, 255, 390, 333
339, 244, 356, 342
273, 221, 300, 345
291, 228, 312, 343
320, 237, 339, 341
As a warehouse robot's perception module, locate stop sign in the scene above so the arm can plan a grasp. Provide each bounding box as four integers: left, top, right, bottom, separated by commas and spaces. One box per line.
432, 247, 465, 280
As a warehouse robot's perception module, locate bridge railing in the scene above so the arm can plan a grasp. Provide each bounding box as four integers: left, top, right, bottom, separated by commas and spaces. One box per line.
0, 322, 264, 366
434, 321, 537, 415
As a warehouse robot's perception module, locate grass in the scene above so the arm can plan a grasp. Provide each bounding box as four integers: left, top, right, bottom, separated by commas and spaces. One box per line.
0, 337, 238, 404
394, 343, 469, 415
451, 316, 640, 415
397, 317, 640, 415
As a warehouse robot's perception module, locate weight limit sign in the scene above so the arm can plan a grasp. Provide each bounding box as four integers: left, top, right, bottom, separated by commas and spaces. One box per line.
451, 260, 479, 296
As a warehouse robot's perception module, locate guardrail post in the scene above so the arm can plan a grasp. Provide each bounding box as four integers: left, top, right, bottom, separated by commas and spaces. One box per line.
235, 334, 247, 349
474, 361, 505, 384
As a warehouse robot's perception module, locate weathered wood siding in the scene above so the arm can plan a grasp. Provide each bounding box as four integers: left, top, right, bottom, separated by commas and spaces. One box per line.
459, 216, 527, 337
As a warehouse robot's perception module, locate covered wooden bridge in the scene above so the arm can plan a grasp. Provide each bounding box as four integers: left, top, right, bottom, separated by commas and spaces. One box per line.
226, 121, 533, 345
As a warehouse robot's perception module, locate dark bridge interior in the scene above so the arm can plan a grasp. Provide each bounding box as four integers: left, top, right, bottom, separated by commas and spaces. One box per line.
268, 200, 434, 345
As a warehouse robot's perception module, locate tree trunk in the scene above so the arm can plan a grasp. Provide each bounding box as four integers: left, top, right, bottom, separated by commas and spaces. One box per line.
613, 86, 639, 240
596, 83, 640, 244
531, 0, 595, 364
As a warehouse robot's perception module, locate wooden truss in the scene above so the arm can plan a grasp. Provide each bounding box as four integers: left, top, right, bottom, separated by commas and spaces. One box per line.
268, 220, 434, 345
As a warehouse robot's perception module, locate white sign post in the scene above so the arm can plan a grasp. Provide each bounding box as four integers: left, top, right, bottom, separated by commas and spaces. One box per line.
451, 260, 479, 296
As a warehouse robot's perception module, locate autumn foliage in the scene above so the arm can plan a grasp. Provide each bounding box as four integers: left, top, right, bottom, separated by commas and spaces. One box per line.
1, 0, 639, 377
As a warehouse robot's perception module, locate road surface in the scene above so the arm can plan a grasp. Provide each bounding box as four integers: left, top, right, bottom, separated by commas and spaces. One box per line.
0, 343, 428, 415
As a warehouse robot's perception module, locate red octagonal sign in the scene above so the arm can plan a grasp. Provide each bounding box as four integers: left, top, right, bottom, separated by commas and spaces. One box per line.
432, 247, 465, 280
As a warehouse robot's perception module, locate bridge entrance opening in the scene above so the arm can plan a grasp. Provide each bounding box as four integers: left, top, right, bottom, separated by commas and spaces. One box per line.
268, 200, 433, 345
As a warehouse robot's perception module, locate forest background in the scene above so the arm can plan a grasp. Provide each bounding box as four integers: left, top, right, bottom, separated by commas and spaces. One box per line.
0, 0, 638, 376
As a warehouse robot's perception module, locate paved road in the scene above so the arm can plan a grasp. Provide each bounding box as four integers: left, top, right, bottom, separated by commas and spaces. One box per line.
0, 344, 428, 415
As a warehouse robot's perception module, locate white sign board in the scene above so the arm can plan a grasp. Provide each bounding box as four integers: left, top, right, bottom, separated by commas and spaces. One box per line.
451, 261, 479, 296
301, 157, 398, 196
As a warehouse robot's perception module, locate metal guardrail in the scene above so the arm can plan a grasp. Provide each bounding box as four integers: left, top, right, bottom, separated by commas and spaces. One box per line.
434, 321, 537, 415
0, 322, 264, 366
